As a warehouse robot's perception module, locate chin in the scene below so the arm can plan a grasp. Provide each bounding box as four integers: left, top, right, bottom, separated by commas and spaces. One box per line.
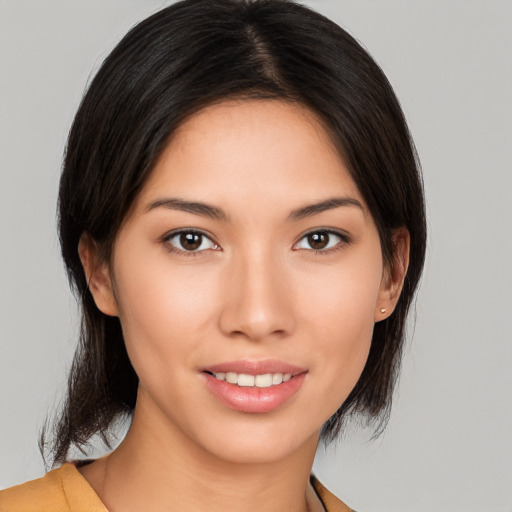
189, 416, 321, 466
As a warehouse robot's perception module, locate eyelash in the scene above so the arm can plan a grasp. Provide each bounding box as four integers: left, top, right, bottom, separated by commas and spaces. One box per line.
294, 229, 351, 256
162, 229, 219, 258
161, 228, 351, 258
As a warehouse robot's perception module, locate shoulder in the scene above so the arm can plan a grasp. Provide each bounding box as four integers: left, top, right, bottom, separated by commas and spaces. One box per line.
0, 465, 69, 511
0, 463, 107, 512
311, 475, 358, 512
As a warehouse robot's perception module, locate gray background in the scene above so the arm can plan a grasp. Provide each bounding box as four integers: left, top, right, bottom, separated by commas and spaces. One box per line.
1, 1, 511, 510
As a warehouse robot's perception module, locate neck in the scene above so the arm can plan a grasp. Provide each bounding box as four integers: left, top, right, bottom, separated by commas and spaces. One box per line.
80, 397, 323, 512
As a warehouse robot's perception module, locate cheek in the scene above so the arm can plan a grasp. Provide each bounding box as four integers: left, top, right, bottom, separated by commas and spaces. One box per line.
111, 249, 219, 377
297, 252, 382, 407
300, 249, 382, 338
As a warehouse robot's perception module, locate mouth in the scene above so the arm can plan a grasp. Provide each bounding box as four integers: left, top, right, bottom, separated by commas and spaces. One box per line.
201, 360, 308, 413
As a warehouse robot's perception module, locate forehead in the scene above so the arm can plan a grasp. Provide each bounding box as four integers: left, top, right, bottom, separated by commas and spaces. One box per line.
135, 99, 366, 217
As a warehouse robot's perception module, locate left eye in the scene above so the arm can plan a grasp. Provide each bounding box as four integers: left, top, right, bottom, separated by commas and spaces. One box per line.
294, 231, 345, 252
165, 230, 218, 252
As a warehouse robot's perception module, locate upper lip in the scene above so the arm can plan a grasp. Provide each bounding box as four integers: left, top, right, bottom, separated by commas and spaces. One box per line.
202, 360, 308, 376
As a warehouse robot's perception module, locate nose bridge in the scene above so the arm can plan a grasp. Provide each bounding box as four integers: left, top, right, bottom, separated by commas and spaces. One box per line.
218, 243, 294, 342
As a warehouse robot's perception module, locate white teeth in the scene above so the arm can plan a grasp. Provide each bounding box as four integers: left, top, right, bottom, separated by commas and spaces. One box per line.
255, 374, 273, 388
212, 371, 292, 387
237, 374, 255, 387
272, 373, 283, 385
225, 372, 238, 384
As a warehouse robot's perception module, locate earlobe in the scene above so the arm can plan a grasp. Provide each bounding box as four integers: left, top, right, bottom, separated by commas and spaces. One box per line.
375, 227, 410, 322
78, 233, 119, 317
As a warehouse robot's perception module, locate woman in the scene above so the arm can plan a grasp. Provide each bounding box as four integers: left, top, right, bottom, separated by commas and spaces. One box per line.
0, 0, 426, 510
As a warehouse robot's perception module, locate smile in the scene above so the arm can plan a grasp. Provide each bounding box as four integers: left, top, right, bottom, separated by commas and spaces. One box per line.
202, 360, 308, 413
206, 371, 292, 387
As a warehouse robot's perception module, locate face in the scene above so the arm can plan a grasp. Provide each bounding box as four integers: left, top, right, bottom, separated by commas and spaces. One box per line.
85, 100, 398, 465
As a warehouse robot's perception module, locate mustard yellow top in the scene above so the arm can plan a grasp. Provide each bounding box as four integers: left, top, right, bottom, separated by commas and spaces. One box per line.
0, 463, 353, 512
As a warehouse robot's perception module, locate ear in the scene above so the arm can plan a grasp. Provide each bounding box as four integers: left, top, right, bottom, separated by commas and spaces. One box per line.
375, 227, 410, 322
78, 232, 119, 317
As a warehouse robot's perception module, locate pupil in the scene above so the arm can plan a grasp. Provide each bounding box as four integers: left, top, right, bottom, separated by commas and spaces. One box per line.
308, 232, 328, 250
180, 232, 201, 250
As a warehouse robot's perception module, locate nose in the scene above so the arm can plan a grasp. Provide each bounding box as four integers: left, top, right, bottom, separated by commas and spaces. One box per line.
218, 247, 295, 343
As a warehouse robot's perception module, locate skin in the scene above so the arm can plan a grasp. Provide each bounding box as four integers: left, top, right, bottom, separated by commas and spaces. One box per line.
78, 100, 409, 512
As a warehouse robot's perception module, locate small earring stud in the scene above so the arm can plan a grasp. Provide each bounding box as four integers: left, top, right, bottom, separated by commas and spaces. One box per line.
380, 308, 387, 314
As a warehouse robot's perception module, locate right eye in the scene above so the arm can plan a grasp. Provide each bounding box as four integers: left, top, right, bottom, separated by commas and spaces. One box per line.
163, 230, 220, 256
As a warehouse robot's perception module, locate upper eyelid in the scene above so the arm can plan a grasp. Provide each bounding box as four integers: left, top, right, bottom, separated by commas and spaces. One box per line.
295, 227, 350, 243
162, 228, 217, 243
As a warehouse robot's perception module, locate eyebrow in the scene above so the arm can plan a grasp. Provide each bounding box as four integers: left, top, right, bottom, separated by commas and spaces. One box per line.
287, 196, 364, 221
145, 196, 364, 222
146, 197, 228, 221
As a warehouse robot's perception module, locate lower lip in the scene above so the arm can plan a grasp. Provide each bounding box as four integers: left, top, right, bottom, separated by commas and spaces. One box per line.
203, 372, 307, 413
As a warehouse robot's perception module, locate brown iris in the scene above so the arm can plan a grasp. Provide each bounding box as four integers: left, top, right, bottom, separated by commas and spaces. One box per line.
180, 232, 202, 250
307, 232, 330, 250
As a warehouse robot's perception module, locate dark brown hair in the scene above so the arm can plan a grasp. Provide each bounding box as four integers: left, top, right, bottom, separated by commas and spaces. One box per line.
40, 0, 426, 467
